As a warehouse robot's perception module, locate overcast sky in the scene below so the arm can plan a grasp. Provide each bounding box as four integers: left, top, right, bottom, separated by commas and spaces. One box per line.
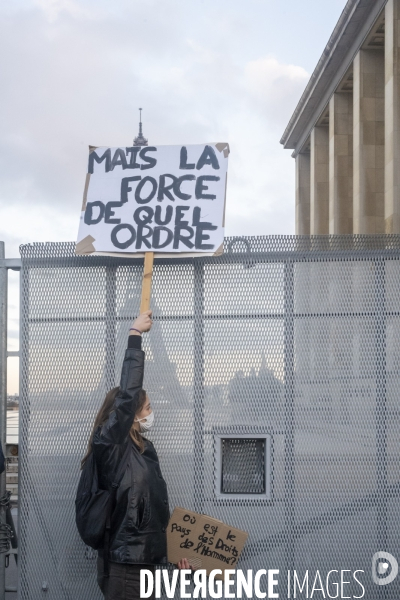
1, 0, 348, 393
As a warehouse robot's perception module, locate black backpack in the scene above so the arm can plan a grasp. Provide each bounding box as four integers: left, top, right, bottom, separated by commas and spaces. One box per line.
75, 442, 131, 576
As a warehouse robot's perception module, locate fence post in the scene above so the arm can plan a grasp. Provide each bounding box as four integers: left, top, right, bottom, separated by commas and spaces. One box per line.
284, 260, 295, 574
375, 258, 387, 556
105, 266, 117, 390
193, 260, 205, 513
0, 242, 7, 600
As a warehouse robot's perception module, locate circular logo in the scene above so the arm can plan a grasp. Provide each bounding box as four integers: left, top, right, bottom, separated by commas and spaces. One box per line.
372, 552, 398, 585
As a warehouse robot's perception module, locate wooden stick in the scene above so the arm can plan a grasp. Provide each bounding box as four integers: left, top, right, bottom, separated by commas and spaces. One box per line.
140, 252, 154, 313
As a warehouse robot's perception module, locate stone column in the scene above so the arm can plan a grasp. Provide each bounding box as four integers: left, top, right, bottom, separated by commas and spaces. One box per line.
329, 92, 353, 234
310, 126, 329, 234
295, 152, 310, 235
385, 0, 400, 233
353, 49, 385, 234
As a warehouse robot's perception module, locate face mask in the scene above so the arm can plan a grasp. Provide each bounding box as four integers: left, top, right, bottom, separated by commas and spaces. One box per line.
134, 410, 154, 432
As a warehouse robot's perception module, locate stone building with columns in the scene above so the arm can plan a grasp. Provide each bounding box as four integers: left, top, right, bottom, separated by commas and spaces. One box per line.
281, 0, 400, 236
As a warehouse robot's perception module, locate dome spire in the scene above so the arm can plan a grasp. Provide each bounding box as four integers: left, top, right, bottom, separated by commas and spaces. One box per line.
133, 108, 148, 146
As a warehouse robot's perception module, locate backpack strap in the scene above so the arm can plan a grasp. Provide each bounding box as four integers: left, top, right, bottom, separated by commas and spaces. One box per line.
103, 441, 132, 578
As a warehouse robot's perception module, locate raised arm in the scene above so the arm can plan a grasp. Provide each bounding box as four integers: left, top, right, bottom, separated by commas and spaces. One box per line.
94, 311, 153, 446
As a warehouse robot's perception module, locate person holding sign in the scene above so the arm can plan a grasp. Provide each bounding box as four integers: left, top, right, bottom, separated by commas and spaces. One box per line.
79, 311, 191, 599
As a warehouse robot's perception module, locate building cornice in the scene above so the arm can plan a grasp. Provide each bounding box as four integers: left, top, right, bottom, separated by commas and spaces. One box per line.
280, 0, 387, 156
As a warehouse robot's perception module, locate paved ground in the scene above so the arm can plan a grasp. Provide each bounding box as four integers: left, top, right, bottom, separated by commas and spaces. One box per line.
5, 508, 17, 599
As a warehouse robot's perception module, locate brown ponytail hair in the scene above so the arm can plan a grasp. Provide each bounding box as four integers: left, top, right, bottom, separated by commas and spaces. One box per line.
80, 387, 147, 468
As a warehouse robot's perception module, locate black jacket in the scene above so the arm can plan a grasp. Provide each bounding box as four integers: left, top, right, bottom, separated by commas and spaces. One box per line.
92, 341, 170, 565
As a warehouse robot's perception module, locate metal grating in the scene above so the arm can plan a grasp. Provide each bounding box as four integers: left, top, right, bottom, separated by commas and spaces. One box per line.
17, 235, 400, 599
220, 438, 266, 494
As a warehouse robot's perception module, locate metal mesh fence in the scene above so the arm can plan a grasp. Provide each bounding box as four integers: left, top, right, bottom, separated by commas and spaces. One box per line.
18, 235, 400, 599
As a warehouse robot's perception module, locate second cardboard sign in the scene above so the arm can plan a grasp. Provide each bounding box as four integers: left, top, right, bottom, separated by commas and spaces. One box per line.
167, 507, 248, 578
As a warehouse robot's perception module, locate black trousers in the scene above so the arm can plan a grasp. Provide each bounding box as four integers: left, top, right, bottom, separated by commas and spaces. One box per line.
97, 556, 156, 600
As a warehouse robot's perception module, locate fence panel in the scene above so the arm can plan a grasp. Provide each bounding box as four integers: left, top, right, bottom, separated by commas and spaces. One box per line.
18, 236, 400, 599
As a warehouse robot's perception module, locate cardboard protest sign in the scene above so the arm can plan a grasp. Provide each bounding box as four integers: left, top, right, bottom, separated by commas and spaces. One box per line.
167, 507, 248, 578
76, 143, 229, 256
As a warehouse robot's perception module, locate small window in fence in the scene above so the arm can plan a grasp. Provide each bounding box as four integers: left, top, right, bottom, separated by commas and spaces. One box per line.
215, 433, 271, 500
221, 438, 265, 493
